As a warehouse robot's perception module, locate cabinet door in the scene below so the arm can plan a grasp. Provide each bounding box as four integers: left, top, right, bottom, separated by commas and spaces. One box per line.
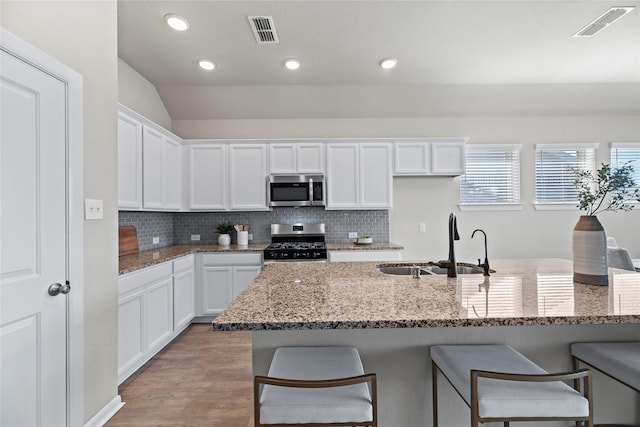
142, 126, 165, 209
164, 136, 182, 210
297, 143, 325, 173
431, 142, 466, 175
232, 265, 262, 299
173, 268, 194, 332
326, 144, 359, 209
189, 145, 226, 210
394, 142, 430, 175
201, 266, 233, 315
117, 289, 145, 382
117, 112, 143, 209
360, 143, 393, 208
145, 277, 173, 353
228, 144, 268, 210
269, 143, 297, 174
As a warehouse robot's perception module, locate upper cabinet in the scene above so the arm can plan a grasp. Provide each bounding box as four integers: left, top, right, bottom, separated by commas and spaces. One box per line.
142, 127, 182, 210
187, 142, 269, 211
117, 111, 143, 209
228, 144, 268, 211
269, 142, 325, 174
118, 105, 182, 211
326, 142, 393, 209
394, 138, 467, 176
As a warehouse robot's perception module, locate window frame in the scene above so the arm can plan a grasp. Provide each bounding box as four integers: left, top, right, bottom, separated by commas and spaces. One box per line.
459, 144, 523, 212
610, 142, 640, 205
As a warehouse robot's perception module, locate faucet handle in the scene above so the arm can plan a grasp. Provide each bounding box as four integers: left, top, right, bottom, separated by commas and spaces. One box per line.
477, 258, 481, 266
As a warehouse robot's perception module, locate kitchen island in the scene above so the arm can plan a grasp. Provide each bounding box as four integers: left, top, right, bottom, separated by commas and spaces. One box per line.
213, 259, 640, 426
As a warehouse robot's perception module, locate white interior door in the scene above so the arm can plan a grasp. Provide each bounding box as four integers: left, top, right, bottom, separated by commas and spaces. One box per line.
1, 48, 69, 426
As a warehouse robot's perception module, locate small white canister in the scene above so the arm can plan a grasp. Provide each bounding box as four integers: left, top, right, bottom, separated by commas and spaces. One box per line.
237, 230, 249, 246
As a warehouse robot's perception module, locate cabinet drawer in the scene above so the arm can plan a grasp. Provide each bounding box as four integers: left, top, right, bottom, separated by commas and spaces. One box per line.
119, 262, 172, 296
173, 255, 194, 274
201, 252, 262, 266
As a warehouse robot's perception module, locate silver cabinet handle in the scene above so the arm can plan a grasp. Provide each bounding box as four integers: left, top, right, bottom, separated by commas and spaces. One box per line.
48, 282, 71, 296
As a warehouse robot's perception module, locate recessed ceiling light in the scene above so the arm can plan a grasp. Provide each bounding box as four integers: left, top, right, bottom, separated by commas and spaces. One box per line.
165, 13, 190, 31
284, 58, 302, 70
379, 57, 398, 69
198, 59, 216, 71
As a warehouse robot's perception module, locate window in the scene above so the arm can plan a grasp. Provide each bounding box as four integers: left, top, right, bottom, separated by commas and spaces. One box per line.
534, 144, 597, 209
610, 143, 640, 196
460, 144, 521, 211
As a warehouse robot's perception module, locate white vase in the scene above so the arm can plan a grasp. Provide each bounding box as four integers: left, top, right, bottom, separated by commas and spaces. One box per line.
218, 233, 231, 246
573, 215, 608, 286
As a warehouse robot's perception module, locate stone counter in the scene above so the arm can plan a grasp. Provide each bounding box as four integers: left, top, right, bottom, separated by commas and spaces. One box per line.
118, 244, 267, 275
326, 242, 404, 251
213, 258, 640, 330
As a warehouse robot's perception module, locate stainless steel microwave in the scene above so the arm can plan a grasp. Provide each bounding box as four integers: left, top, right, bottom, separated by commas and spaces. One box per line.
268, 175, 325, 207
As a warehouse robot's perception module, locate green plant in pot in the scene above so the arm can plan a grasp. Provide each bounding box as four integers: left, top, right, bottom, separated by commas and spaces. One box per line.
572, 162, 640, 285
216, 223, 234, 246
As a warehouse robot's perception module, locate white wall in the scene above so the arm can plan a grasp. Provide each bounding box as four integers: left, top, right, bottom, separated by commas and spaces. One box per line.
1, 1, 119, 422
118, 58, 172, 130
173, 114, 640, 261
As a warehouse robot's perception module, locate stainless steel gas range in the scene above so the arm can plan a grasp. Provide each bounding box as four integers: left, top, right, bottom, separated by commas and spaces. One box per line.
263, 223, 327, 262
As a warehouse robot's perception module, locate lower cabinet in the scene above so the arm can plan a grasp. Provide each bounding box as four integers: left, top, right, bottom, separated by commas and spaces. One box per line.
117, 255, 194, 384
197, 253, 262, 317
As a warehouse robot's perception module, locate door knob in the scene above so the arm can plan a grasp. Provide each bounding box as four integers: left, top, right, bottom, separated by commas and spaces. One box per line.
48, 282, 71, 296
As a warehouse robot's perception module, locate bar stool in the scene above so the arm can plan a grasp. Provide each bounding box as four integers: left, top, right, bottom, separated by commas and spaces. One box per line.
571, 342, 640, 427
431, 344, 593, 427
254, 346, 377, 427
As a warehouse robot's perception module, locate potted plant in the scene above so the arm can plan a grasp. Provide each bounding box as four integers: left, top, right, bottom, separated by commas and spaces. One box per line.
572, 162, 640, 285
216, 223, 234, 246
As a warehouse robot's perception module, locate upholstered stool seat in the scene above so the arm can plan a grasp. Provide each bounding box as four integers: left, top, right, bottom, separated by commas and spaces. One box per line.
571, 342, 640, 426
254, 346, 377, 427
431, 344, 593, 426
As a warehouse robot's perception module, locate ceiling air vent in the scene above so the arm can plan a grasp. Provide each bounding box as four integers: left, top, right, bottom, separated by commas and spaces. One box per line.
573, 6, 635, 37
248, 16, 279, 44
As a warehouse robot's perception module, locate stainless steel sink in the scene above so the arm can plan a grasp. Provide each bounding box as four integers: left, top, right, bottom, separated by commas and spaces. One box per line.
377, 266, 433, 276
377, 264, 484, 275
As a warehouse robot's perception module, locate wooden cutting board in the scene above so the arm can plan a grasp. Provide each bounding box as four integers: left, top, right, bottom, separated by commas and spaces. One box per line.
119, 226, 139, 257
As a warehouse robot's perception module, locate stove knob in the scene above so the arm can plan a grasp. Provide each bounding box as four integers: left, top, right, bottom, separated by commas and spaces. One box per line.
280, 252, 289, 259
292, 252, 300, 259
301, 252, 310, 258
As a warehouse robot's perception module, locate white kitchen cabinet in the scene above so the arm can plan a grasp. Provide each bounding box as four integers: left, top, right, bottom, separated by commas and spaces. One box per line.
173, 255, 195, 332
326, 142, 392, 209
118, 262, 173, 383
117, 255, 195, 384
431, 141, 466, 175
326, 143, 359, 209
228, 144, 268, 210
269, 142, 325, 174
360, 143, 393, 209
197, 253, 262, 316
142, 126, 182, 210
394, 139, 467, 176
117, 111, 143, 209
188, 144, 226, 210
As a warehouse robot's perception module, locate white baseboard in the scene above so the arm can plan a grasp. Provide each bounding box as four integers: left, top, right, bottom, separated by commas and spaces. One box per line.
84, 395, 125, 427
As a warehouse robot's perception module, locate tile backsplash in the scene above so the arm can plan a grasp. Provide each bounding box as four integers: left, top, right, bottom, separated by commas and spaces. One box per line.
119, 208, 389, 250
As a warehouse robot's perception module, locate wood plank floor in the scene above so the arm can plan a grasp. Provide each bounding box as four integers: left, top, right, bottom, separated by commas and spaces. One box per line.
106, 324, 254, 426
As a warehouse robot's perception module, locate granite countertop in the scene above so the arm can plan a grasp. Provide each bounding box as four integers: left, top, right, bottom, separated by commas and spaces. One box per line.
326, 242, 404, 251
213, 258, 640, 330
119, 244, 267, 275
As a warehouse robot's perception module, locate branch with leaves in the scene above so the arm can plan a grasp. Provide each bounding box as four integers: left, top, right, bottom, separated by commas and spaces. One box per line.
573, 162, 640, 216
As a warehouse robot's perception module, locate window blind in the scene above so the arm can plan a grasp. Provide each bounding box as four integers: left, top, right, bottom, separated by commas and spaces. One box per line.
610, 145, 640, 193
535, 146, 596, 203
460, 146, 520, 204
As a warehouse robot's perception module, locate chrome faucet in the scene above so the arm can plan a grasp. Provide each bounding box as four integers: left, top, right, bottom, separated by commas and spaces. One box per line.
471, 228, 490, 276
438, 213, 460, 278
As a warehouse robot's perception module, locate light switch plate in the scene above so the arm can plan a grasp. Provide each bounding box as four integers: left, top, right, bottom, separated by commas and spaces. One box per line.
348, 232, 358, 239
152, 237, 160, 244
191, 234, 200, 241
84, 199, 103, 220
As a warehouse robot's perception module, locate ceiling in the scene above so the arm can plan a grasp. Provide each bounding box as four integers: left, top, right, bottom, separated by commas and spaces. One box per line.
117, 1, 640, 120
